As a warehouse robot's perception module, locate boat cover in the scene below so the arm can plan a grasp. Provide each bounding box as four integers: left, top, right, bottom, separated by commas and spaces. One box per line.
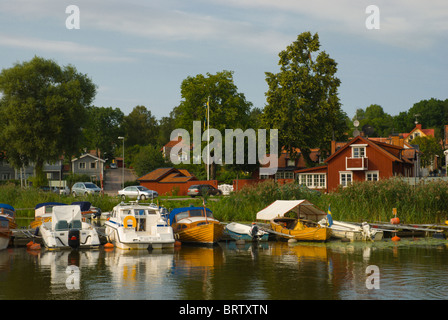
256, 200, 326, 222
168, 207, 212, 225
51, 205, 82, 230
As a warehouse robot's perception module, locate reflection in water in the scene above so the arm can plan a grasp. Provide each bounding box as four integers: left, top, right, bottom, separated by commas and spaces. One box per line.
1, 239, 448, 300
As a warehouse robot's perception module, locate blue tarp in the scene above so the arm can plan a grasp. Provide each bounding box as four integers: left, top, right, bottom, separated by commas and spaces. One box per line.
168, 206, 212, 225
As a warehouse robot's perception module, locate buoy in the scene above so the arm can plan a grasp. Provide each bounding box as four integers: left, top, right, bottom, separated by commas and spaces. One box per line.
29, 243, 41, 250
26, 241, 34, 248
392, 235, 401, 241
390, 217, 400, 225
174, 241, 182, 247
104, 242, 114, 249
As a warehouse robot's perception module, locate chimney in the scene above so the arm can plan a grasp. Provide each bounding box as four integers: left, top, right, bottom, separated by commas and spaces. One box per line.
331, 140, 336, 155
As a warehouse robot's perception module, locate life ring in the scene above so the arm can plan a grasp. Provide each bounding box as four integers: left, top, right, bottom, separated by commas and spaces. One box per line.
123, 215, 137, 228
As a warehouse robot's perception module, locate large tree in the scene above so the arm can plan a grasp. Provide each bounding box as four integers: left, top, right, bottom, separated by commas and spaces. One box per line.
174, 70, 253, 179
0, 56, 96, 185
83, 106, 124, 158
262, 32, 348, 166
122, 105, 158, 147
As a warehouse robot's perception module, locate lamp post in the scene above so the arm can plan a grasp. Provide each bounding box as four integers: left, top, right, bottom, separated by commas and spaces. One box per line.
118, 136, 124, 189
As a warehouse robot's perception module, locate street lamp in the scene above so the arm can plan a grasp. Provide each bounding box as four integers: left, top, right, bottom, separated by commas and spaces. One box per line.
118, 136, 124, 189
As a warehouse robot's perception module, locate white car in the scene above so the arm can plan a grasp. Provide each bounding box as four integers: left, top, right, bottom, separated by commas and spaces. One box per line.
72, 182, 102, 196
118, 186, 158, 200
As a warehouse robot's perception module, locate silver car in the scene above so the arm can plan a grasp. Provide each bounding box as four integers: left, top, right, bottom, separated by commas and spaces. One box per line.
118, 186, 158, 200
72, 182, 102, 196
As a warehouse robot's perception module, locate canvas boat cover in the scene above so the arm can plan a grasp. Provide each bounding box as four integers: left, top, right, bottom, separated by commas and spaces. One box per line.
256, 200, 326, 222
51, 205, 82, 230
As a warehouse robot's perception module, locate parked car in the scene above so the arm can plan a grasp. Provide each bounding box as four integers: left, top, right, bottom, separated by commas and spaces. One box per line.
118, 185, 158, 200
187, 184, 223, 198
71, 182, 102, 196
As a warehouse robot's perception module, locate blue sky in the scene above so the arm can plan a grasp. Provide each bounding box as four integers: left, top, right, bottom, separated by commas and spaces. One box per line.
0, 0, 447, 121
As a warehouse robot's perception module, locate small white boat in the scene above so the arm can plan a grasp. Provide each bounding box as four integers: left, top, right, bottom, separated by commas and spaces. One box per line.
39, 205, 101, 250
0, 204, 16, 250
321, 220, 383, 241
225, 222, 269, 242
105, 202, 175, 250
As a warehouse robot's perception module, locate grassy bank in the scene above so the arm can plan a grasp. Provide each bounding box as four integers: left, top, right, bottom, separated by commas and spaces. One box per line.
208, 178, 448, 224
3, 178, 448, 225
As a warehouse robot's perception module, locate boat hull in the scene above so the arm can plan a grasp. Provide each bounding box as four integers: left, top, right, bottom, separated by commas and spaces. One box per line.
0, 231, 11, 250
40, 228, 101, 250
105, 223, 175, 250
270, 221, 330, 241
225, 223, 269, 242
175, 222, 224, 244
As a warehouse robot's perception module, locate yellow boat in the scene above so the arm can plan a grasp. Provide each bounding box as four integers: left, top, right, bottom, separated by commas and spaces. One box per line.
256, 199, 331, 242
168, 207, 224, 244
270, 217, 330, 241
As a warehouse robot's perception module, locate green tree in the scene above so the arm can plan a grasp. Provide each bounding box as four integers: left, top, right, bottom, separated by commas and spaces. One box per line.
411, 136, 443, 168
84, 106, 124, 158
122, 105, 158, 147
174, 70, 253, 179
354, 104, 394, 137
0, 56, 96, 185
132, 144, 168, 177
262, 32, 348, 166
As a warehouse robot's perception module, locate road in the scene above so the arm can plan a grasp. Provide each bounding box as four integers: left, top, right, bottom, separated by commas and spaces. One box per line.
103, 168, 137, 196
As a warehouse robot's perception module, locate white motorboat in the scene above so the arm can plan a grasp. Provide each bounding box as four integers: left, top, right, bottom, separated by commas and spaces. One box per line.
104, 202, 175, 250
39, 205, 101, 250
320, 220, 383, 241
225, 222, 269, 242
0, 204, 16, 250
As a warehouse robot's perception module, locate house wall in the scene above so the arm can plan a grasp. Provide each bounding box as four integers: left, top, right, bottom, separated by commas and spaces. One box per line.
72, 157, 104, 178
139, 180, 218, 196
327, 143, 396, 192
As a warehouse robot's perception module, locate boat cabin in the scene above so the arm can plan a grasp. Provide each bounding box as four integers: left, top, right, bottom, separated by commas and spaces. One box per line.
110, 204, 164, 232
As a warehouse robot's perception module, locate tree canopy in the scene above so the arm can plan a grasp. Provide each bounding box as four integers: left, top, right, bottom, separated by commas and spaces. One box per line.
0, 56, 96, 184
262, 32, 348, 166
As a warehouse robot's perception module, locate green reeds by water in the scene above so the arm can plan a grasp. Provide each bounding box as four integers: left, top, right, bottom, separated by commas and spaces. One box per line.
209, 178, 448, 224
4, 178, 448, 225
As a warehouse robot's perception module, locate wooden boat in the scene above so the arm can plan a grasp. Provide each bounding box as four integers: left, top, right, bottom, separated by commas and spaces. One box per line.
0, 204, 15, 250
104, 202, 175, 250
168, 206, 224, 244
39, 205, 101, 250
225, 222, 269, 242
256, 200, 331, 242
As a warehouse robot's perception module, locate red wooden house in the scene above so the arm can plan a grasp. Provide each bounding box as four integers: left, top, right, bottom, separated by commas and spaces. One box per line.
295, 135, 415, 193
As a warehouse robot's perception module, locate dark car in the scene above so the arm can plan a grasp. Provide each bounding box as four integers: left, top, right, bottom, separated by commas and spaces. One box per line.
187, 184, 222, 197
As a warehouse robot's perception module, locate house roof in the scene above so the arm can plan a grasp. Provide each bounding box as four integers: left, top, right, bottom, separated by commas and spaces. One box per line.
138, 167, 196, 183
72, 153, 105, 163
325, 135, 404, 164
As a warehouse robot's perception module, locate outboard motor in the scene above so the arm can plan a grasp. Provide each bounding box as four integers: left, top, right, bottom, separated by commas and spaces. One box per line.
68, 229, 80, 249
250, 223, 259, 240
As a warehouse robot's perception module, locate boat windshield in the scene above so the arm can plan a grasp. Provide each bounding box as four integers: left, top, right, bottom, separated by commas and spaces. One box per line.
175, 209, 213, 223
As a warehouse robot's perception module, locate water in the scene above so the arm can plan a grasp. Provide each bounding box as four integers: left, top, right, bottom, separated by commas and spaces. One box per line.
1, 239, 448, 301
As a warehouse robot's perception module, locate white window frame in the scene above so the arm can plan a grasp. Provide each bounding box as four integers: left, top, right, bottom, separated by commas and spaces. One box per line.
340, 171, 353, 187
365, 170, 379, 181
297, 173, 327, 189
79, 162, 86, 169
351, 144, 367, 158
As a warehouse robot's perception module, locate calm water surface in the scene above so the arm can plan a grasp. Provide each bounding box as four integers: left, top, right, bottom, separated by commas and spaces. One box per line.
1, 239, 448, 300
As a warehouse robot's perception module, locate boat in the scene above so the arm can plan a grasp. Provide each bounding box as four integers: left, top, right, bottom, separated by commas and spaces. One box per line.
324, 220, 384, 241
0, 204, 16, 250
39, 205, 101, 250
256, 200, 331, 241
71, 201, 102, 219
30, 202, 67, 229
168, 206, 224, 245
225, 222, 269, 242
104, 202, 175, 250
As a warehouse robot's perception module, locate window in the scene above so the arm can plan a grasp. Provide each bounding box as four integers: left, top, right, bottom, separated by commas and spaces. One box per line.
297, 173, 326, 189
79, 162, 86, 169
340, 172, 352, 187
352, 147, 365, 158
90, 162, 96, 169
366, 171, 379, 181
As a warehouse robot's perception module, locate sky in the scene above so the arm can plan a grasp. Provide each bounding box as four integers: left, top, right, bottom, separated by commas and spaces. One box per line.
0, 0, 447, 121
